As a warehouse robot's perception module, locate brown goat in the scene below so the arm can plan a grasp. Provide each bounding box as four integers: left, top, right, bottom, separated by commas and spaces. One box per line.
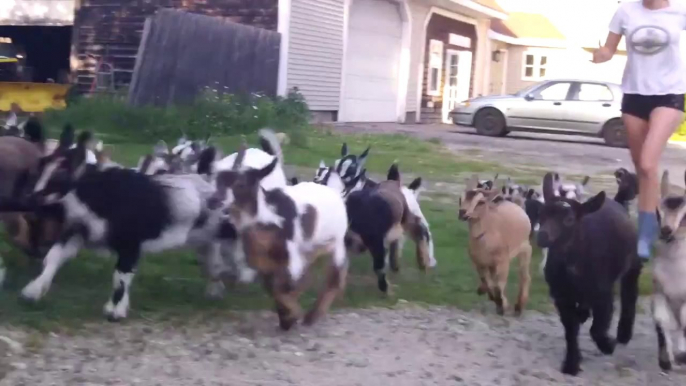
458, 174, 532, 315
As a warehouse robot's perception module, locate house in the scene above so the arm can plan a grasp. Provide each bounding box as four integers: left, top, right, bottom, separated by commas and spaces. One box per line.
488, 0, 628, 96
279, 0, 508, 124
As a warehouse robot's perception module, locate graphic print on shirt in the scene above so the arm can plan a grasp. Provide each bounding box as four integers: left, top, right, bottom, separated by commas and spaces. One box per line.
628, 25, 671, 55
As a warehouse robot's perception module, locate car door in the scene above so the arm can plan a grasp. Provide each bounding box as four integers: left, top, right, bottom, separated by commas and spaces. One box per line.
506, 81, 574, 130
564, 82, 618, 134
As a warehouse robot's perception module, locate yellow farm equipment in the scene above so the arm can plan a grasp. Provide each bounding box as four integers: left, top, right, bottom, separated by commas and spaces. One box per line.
0, 82, 69, 113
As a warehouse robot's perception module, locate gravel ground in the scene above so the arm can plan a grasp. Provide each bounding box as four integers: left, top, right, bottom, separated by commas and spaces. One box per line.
1, 302, 685, 386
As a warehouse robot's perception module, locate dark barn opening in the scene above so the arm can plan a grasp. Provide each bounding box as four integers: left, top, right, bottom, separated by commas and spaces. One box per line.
0, 26, 72, 83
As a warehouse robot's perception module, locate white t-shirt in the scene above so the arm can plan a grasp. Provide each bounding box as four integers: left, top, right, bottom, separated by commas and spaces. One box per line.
609, 1, 686, 95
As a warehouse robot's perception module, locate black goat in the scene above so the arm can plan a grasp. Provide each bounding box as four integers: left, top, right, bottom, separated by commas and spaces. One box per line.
537, 172, 642, 376
613, 167, 638, 211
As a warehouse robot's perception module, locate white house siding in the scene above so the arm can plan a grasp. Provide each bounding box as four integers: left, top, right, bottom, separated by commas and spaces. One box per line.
286, 0, 345, 111
405, 0, 431, 115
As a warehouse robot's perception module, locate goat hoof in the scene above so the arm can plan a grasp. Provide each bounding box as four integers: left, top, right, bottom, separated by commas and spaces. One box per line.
514, 305, 523, 317
496, 306, 505, 316
561, 361, 581, 376
675, 352, 686, 365
617, 329, 633, 345
377, 279, 389, 294
278, 317, 298, 331
106, 314, 122, 323
596, 338, 616, 355
302, 311, 320, 327
659, 359, 672, 372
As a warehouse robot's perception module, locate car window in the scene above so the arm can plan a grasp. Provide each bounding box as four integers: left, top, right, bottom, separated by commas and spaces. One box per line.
575, 83, 614, 101
535, 82, 571, 101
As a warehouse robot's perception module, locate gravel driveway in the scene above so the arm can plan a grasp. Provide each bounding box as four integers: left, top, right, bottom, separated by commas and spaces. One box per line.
2, 303, 685, 386
333, 123, 686, 187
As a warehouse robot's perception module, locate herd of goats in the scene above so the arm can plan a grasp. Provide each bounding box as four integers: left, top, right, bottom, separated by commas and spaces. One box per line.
0, 117, 685, 376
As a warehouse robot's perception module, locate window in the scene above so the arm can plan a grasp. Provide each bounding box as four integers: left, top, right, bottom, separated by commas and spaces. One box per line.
522, 52, 548, 81
575, 83, 614, 101
427, 39, 444, 96
536, 82, 571, 101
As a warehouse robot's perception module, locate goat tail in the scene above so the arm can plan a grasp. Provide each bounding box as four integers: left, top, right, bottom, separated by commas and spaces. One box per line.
258, 128, 284, 166
23, 117, 45, 145
617, 258, 643, 344
408, 177, 422, 192
515, 242, 533, 315
387, 162, 400, 182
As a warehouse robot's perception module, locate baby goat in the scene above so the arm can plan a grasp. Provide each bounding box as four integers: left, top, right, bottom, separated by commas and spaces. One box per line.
458, 175, 532, 316
344, 163, 431, 294
208, 129, 349, 330
614, 167, 638, 212
537, 172, 641, 376
20, 125, 232, 321
652, 170, 686, 371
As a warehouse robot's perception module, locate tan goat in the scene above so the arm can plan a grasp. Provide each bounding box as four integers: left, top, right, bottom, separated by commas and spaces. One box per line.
458, 174, 532, 315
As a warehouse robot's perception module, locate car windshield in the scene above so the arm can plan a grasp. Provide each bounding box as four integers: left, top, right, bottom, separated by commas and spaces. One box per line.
512, 83, 541, 97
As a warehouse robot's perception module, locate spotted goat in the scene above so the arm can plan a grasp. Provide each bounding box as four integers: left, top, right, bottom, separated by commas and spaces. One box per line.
208, 129, 349, 330
343, 163, 432, 294
19, 125, 236, 321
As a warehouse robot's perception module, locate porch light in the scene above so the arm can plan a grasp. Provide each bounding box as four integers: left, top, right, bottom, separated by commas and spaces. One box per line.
492, 50, 502, 63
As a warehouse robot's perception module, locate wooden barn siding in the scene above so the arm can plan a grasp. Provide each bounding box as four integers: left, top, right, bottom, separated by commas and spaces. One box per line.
421, 13, 476, 109
128, 9, 280, 106
72, 0, 278, 93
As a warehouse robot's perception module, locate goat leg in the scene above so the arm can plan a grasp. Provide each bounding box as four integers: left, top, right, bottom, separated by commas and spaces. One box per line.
104, 247, 140, 322
589, 293, 616, 355
555, 298, 582, 376
617, 260, 642, 344
388, 241, 400, 273
266, 272, 302, 331
368, 239, 389, 294
514, 243, 532, 316
304, 253, 348, 327
653, 294, 674, 371
492, 263, 511, 316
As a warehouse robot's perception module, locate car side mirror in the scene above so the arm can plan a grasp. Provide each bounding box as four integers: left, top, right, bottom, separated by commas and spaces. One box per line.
524, 93, 535, 101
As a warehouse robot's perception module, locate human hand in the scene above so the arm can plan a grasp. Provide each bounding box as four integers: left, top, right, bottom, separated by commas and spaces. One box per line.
591, 43, 609, 64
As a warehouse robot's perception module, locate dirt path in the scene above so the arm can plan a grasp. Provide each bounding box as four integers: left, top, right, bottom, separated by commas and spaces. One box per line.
1, 302, 684, 386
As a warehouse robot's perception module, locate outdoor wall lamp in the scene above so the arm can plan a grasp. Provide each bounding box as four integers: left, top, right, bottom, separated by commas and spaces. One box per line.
492, 50, 502, 62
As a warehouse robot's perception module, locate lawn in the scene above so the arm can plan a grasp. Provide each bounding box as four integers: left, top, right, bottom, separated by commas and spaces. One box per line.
0, 126, 652, 331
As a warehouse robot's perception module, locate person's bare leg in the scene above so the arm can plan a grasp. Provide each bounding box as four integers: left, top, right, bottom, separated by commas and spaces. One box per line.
622, 114, 649, 174
636, 107, 684, 259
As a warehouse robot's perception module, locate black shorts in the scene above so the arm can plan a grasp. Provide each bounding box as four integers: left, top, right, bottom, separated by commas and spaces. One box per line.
621, 93, 685, 122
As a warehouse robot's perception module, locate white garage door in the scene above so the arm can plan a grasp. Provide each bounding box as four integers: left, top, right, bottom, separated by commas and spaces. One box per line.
339, 0, 403, 122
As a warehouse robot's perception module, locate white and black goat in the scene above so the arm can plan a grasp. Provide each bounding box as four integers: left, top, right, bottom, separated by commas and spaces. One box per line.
536, 172, 641, 376
19, 125, 235, 321
614, 167, 638, 212
313, 143, 370, 186
651, 170, 686, 371
208, 129, 349, 330
344, 163, 432, 294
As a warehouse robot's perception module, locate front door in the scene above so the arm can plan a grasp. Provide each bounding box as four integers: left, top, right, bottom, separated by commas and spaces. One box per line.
443, 50, 472, 123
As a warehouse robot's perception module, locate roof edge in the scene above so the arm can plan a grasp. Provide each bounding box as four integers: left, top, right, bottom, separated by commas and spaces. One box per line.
450, 0, 508, 20
488, 30, 568, 48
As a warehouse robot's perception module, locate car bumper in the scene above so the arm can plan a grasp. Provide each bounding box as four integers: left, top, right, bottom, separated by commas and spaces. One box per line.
449, 109, 475, 126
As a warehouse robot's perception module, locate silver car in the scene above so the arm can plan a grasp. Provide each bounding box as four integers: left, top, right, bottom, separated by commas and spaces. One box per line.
450, 79, 627, 147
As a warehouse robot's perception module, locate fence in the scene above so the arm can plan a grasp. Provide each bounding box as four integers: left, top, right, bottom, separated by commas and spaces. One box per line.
127, 9, 281, 107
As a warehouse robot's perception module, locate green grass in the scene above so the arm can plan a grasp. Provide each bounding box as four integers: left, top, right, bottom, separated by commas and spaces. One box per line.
0, 128, 653, 330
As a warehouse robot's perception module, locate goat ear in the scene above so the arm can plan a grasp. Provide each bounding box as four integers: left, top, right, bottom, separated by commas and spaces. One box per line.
341, 143, 348, 157
542, 172, 556, 202
661, 170, 670, 197
580, 191, 606, 216
581, 175, 590, 186
177, 133, 187, 146
319, 160, 326, 169
255, 157, 279, 181
387, 162, 400, 182
358, 146, 370, 170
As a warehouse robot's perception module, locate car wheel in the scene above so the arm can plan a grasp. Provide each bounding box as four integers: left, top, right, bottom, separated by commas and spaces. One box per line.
474, 108, 508, 137
602, 119, 628, 148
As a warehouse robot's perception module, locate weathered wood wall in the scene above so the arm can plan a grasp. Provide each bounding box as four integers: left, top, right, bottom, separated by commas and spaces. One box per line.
128, 9, 280, 106
72, 0, 278, 93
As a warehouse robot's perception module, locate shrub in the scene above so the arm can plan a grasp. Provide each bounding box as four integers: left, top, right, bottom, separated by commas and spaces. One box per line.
43, 87, 311, 145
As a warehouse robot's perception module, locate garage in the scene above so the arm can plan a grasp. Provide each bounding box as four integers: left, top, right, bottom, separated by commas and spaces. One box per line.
339, 0, 403, 122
